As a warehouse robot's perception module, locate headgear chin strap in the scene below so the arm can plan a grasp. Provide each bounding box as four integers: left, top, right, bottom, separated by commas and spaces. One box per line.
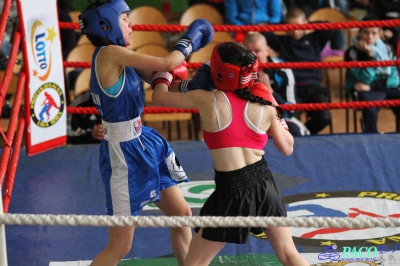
80, 0, 130, 46
210, 43, 258, 91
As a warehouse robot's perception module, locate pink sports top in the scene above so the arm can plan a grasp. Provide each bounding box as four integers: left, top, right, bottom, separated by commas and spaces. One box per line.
203, 91, 268, 150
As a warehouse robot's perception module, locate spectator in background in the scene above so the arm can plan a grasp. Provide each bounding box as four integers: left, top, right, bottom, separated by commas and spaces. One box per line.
262, 7, 343, 134
0, 0, 17, 70
67, 90, 103, 144
0, 0, 17, 118
365, 0, 399, 52
283, 0, 348, 17
282, 0, 347, 57
243, 32, 310, 136
344, 16, 400, 133
57, 0, 78, 60
57, 0, 79, 105
224, 0, 282, 42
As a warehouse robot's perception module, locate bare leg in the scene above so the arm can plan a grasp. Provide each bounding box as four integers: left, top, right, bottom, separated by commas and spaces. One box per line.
91, 226, 135, 266
155, 185, 192, 266
183, 229, 226, 266
264, 227, 308, 266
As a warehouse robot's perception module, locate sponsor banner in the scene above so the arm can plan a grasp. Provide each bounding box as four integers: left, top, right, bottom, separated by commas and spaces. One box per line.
54, 183, 400, 265
17, 0, 67, 155
286, 191, 400, 247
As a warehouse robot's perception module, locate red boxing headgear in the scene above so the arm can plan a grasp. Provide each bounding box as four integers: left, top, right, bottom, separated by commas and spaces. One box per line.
210, 42, 258, 91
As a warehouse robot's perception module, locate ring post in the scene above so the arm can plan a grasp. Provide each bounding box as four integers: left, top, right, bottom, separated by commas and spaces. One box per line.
0, 194, 8, 266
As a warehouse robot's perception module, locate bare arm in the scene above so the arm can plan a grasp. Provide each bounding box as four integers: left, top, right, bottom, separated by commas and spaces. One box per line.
152, 82, 210, 110
267, 113, 294, 155
97, 45, 185, 85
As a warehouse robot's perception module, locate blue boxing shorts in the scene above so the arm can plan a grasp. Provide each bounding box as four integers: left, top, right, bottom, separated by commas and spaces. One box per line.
100, 124, 188, 216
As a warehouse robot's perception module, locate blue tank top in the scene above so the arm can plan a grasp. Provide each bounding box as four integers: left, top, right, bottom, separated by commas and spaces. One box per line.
90, 46, 145, 123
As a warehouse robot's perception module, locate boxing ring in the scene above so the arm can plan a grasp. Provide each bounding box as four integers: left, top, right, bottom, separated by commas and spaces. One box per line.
3, 134, 400, 265
1, 0, 400, 265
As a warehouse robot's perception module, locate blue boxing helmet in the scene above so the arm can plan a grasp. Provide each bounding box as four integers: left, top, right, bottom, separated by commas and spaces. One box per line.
79, 0, 130, 46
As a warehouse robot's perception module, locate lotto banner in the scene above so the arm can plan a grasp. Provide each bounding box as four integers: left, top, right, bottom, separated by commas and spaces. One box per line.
17, 0, 67, 155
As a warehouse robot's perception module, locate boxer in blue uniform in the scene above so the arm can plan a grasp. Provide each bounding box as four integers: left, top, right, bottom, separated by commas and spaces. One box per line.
152, 42, 308, 266
79, 1, 214, 265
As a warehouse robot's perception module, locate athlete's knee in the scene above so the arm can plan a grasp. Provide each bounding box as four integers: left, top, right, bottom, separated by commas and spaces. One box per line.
176, 204, 192, 217
106, 241, 132, 260
275, 248, 302, 265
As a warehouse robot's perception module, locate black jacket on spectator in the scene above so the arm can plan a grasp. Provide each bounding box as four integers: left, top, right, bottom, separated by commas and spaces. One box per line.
67, 91, 102, 144
263, 28, 341, 86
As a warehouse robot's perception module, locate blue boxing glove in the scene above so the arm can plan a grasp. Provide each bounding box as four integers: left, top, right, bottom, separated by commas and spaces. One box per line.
174, 19, 214, 58
178, 62, 215, 93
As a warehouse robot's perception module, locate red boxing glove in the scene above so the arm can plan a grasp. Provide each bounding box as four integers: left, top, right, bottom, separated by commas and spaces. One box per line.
249, 82, 277, 105
151, 61, 188, 89
172, 61, 188, 81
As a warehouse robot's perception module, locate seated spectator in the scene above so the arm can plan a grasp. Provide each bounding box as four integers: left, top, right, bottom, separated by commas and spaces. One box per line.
344, 16, 400, 133
365, 0, 399, 52
0, 0, 17, 70
224, 0, 282, 42
57, 0, 79, 105
243, 32, 310, 136
67, 91, 103, 144
57, 0, 78, 60
282, 1, 347, 57
262, 7, 343, 134
284, 0, 349, 17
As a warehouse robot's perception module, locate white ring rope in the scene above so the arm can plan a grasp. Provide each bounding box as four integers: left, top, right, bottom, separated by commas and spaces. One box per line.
1, 214, 400, 228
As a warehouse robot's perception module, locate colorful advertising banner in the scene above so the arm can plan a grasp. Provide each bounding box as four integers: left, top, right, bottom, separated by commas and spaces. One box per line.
17, 0, 67, 155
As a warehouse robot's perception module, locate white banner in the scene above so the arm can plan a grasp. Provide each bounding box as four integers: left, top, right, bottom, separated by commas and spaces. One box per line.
18, 0, 67, 155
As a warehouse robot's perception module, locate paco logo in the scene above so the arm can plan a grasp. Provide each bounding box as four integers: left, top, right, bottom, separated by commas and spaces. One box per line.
252, 191, 400, 247
30, 83, 64, 128
316, 244, 396, 264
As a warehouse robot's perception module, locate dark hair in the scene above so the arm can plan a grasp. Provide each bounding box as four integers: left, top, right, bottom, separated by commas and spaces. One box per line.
235, 88, 268, 105
86, 35, 111, 46
235, 88, 283, 120
85, 0, 108, 9
362, 14, 379, 21
217, 42, 257, 69
285, 7, 306, 22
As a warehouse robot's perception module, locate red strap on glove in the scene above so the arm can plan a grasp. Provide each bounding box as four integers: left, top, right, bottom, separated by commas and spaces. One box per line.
151, 72, 173, 89
151, 61, 188, 89
280, 118, 289, 130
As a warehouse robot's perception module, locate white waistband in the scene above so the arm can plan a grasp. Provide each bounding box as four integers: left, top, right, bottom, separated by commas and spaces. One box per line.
102, 116, 142, 142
